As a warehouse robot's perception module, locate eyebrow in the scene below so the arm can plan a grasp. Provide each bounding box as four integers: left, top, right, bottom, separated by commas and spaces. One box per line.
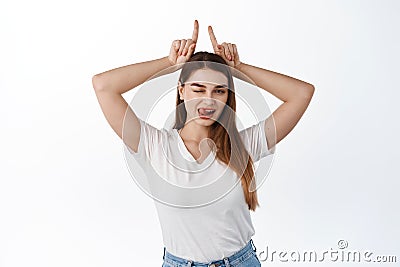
189, 82, 228, 89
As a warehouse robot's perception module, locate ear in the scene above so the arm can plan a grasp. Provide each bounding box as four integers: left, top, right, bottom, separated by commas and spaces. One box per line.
178, 81, 184, 100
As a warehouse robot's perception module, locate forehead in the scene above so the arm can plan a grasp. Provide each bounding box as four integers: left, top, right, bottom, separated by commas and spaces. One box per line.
185, 68, 228, 86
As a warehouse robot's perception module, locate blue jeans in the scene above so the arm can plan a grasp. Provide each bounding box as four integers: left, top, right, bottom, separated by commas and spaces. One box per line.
162, 239, 261, 267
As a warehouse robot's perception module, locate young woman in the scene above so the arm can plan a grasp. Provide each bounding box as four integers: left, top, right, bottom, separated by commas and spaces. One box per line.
92, 20, 314, 267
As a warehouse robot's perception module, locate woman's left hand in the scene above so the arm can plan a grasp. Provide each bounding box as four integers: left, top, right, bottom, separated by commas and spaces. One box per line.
208, 25, 242, 69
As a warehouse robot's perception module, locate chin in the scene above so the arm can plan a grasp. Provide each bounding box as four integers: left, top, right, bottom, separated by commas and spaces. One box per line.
195, 118, 214, 124
198, 119, 220, 128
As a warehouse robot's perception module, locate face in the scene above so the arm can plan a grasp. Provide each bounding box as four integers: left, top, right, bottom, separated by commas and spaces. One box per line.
179, 68, 229, 127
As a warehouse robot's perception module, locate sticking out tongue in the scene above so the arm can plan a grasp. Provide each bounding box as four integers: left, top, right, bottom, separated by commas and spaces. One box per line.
198, 108, 215, 116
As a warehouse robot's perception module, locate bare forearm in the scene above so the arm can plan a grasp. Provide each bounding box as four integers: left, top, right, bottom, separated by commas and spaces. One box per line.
236, 62, 314, 102
92, 56, 172, 94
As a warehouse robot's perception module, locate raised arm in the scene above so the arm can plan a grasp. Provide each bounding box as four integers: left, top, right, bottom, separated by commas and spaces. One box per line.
92, 20, 199, 152
208, 25, 315, 150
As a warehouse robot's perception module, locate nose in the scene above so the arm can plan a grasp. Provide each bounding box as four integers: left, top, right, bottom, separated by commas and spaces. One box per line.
202, 95, 216, 105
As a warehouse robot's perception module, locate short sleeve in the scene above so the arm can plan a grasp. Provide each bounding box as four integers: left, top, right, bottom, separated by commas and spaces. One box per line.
239, 119, 275, 162
124, 118, 163, 160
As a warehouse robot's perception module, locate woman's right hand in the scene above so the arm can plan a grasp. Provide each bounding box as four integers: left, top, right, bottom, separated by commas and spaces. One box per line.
168, 20, 199, 66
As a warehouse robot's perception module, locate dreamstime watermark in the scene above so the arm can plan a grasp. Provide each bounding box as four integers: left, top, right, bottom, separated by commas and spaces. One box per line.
257, 240, 397, 263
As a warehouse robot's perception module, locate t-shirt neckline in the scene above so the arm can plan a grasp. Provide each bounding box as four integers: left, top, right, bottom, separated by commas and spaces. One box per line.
173, 128, 216, 165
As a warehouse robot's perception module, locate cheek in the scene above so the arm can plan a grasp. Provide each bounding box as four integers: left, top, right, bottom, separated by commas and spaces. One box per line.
184, 92, 199, 102
183, 98, 199, 112
218, 95, 229, 107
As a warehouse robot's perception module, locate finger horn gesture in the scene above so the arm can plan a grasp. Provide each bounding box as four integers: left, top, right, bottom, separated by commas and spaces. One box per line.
208, 25, 241, 68
168, 20, 199, 66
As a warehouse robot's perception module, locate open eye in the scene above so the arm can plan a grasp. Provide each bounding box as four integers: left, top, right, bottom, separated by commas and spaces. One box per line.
216, 89, 226, 94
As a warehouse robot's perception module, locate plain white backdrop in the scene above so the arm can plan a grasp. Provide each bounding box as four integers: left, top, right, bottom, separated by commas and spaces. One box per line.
1, 0, 399, 266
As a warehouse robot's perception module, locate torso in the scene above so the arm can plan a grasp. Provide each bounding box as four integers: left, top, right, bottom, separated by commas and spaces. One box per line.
125, 118, 273, 262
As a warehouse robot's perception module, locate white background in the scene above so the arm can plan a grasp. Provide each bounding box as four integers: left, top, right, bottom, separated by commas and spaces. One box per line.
1, 0, 399, 266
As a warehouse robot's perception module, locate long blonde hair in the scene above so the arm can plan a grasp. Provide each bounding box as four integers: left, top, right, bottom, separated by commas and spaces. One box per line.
173, 52, 260, 211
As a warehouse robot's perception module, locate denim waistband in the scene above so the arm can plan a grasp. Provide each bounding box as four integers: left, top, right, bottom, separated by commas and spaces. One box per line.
162, 239, 257, 267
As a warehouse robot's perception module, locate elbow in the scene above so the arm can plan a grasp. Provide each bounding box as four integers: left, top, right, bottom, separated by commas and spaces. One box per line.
92, 74, 106, 92
290, 84, 314, 103
301, 84, 315, 100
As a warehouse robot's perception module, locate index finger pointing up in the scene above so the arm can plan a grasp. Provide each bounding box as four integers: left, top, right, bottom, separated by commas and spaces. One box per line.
192, 20, 199, 43
208, 25, 219, 50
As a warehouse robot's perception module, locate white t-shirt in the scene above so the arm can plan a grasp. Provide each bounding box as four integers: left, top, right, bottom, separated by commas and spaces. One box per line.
125, 118, 274, 263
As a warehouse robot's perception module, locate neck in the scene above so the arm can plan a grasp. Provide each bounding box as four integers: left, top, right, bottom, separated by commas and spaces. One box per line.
179, 121, 211, 142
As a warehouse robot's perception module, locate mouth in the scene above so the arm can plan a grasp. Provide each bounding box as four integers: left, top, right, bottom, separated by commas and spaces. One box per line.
197, 108, 216, 119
